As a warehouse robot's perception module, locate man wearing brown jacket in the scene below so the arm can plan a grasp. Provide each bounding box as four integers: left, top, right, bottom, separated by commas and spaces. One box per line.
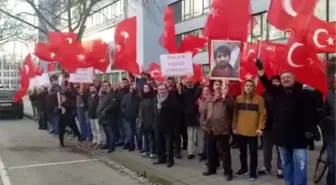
233, 79, 266, 181
202, 86, 234, 181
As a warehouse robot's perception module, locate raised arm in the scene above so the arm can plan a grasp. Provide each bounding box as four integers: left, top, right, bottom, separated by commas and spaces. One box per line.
255, 59, 278, 97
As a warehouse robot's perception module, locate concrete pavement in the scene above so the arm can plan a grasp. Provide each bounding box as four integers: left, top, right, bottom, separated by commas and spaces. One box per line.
0, 117, 148, 185
23, 96, 326, 185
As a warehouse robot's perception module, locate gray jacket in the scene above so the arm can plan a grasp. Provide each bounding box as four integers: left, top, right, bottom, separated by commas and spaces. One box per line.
139, 97, 155, 129
121, 92, 139, 122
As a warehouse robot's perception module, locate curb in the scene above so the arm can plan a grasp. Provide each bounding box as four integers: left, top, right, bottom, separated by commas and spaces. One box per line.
66, 145, 180, 185
23, 111, 178, 185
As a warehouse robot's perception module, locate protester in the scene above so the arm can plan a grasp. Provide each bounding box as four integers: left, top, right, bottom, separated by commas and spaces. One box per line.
97, 81, 120, 153
117, 78, 130, 147
180, 78, 201, 159
153, 83, 179, 167
255, 59, 317, 185
57, 93, 81, 147
202, 85, 234, 181
36, 87, 48, 130
28, 88, 38, 118
324, 80, 335, 185
258, 75, 283, 179
76, 86, 91, 142
198, 86, 212, 161
121, 84, 141, 151
166, 77, 184, 159
87, 84, 104, 148
139, 84, 156, 158
46, 84, 59, 135
233, 79, 266, 180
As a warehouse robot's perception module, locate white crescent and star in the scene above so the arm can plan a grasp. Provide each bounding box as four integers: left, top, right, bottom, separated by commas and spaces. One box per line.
66, 38, 73, 44
243, 49, 256, 60
209, 8, 219, 17
313, 29, 328, 48
287, 42, 304, 68
76, 54, 86, 62
282, 0, 297, 17
150, 70, 161, 77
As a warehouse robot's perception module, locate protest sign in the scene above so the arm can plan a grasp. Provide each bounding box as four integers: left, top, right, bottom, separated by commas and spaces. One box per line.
160, 52, 194, 77
68, 67, 94, 83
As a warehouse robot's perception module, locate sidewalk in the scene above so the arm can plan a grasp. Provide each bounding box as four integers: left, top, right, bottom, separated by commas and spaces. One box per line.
23, 96, 324, 185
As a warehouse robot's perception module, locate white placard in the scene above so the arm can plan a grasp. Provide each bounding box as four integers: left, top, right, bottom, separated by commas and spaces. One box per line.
68, 67, 94, 83
29, 77, 38, 87
160, 52, 194, 77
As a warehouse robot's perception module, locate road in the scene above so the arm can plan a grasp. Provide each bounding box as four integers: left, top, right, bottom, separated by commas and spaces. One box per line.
0, 118, 143, 185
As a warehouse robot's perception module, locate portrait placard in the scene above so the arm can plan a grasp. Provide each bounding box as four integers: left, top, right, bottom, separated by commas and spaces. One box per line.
210, 40, 241, 81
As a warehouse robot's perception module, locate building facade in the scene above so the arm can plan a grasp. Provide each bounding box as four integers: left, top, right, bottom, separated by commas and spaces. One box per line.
169, 0, 336, 77
0, 57, 20, 89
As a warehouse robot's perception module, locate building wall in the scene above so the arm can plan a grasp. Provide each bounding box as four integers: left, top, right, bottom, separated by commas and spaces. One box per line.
169, 0, 336, 72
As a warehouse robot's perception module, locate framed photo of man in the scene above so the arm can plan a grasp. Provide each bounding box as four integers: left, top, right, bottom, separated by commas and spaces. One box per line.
210, 40, 241, 80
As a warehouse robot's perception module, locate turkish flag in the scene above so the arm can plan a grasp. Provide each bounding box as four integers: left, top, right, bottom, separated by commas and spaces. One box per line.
47, 63, 55, 72
267, 0, 317, 31
284, 40, 327, 94
203, 0, 250, 41
23, 54, 35, 79
178, 35, 207, 57
113, 16, 140, 75
303, 16, 336, 53
34, 64, 43, 76
148, 62, 165, 82
58, 42, 87, 73
159, 7, 177, 53
47, 31, 78, 50
34, 43, 57, 62
19, 67, 30, 89
13, 88, 26, 103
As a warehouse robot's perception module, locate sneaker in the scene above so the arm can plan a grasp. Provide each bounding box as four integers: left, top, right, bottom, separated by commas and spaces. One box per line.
141, 152, 149, 158
250, 171, 258, 181
235, 169, 248, 177
187, 154, 195, 160
224, 174, 233, 181
276, 170, 284, 179
258, 167, 270, 175
149, 154, 157, 159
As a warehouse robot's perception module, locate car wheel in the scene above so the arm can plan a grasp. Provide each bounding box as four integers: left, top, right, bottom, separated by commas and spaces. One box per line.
17, 113, 24, 119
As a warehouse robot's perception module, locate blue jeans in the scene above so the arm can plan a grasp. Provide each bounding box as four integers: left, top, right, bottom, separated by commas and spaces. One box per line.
279, 147, 307, 185
77, 109, 92, 141
327, 135, 335, 185
101, 120, 117, 150
124, 119, 142, 150
49, 115, 59, 135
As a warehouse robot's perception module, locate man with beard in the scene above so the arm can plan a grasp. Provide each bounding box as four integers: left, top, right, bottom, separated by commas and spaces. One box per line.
255, 59, 317, 185
87, 84, 103, 148
211, 45, 238, 78
166, 77, 184, 159
153, 84, 179, 167
117, 78, 130, 146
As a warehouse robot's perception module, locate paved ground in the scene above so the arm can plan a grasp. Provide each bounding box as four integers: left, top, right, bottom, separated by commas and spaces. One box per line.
0, 117, 146, 185
23, 96, 326, 185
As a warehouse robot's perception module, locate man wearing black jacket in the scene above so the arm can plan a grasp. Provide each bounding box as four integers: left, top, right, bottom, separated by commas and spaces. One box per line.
153, 83, 179, 167
258, 75, 283, 179
255, 59, 317, 185
97, 81, 120, 153
117, 78, 130, 146
36, 87, 48, 130
87, 84, 103, 148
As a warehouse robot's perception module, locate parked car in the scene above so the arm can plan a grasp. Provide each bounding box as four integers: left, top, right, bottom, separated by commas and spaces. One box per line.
0, 89, 23, 119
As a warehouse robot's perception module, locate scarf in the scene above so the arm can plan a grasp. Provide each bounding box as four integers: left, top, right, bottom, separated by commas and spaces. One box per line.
157, 93, 168, 110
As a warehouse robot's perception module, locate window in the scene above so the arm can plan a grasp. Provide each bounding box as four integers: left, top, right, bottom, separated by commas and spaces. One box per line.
315, 0, 327, 20
329, 0, 336, 22
182, 0, 210, 21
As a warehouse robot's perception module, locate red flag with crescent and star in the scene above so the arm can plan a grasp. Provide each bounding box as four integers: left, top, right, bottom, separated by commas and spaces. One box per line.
267, 0, 317, 32
284, 39, 327, 94
303, 15, 336, 53
148, 62, 165, 82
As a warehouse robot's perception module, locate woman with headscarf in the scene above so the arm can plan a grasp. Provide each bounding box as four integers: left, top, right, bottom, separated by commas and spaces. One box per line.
139, 84, 156, 158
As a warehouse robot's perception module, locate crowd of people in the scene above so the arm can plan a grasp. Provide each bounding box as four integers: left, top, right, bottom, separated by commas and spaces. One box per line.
28, 60, 335, 185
